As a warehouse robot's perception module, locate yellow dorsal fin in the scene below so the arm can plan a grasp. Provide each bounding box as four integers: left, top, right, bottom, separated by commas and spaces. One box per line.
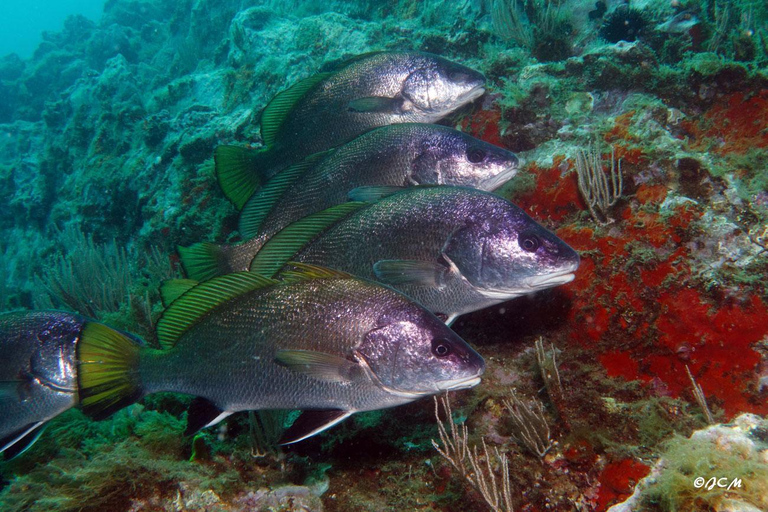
156, 272, 278, 349
248, 201, 367, 278
260, 72, 332, 147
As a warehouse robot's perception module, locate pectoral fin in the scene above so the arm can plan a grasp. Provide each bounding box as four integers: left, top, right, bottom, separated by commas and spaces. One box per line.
347, 186, 406, 202
1, 422, 45, 459
185, 397, 233, 436
279, 409, 353, 444
347, 96, 402, 113
274, 350, 359, 384
373, 260, 447, 287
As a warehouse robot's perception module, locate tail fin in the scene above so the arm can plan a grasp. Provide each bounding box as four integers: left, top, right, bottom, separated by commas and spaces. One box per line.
77, 322, 143, 420
215, 145, 285, 210
178, 242, 231, 282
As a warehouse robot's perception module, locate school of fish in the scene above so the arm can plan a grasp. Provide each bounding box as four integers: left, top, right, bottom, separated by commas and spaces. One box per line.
0, 51, 579, 458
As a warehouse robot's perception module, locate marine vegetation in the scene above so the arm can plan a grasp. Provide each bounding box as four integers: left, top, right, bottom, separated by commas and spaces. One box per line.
1, 0, 767, 510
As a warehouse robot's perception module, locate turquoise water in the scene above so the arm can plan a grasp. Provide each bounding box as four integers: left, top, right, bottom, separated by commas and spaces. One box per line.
1, 1, 767, 510
0, 0, 105, 59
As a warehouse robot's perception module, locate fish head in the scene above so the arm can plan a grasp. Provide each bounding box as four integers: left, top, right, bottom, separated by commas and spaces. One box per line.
402, 57, 485, 117
442, 201, 580, 299
410, 129, 520, 190
357, 306, 484, 396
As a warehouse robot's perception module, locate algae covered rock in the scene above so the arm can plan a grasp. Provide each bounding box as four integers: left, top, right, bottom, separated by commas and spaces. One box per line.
609, 414, 768, 512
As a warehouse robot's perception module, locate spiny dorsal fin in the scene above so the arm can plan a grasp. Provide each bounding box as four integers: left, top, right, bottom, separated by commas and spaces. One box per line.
156, 272, 278, 349
215, 145, 264, 210
321, 51, 386, 72
239, 150, 331, 239
77, 322, 143, 419
178, 242, 230, 282
160, 279, 199, 308
260, 72, 332, 147
279, 262, 353, 282
248, 202, 367, 278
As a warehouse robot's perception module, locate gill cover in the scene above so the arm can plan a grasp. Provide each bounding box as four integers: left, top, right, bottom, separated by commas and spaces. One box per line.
356, 309, 482, 395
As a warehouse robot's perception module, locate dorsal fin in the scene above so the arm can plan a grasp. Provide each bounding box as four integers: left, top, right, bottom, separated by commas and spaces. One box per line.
178, 242, 230, 282
156, 272, 278, 349
239, 150, 331, 239
320, 51, 386, 72
260, 72, 332, 147
160, 279, 199, 308
215, 145, 264, 210
279, 262, 353, 282
248, 202, 367, 278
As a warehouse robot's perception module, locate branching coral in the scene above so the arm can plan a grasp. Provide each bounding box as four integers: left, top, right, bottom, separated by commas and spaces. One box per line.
574, 143, 623, 225
431, 394, 514, 512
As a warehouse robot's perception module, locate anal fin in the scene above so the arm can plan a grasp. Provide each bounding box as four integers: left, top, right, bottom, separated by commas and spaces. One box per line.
279, 409, 353, 445
185, 397, 232, 436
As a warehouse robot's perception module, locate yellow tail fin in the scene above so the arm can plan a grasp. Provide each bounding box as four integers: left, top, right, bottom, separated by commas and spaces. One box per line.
77, 322, 142, 419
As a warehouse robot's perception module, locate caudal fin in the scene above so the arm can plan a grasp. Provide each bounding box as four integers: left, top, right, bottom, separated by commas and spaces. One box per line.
77, 322, 143, 420
215, 145, 285, 210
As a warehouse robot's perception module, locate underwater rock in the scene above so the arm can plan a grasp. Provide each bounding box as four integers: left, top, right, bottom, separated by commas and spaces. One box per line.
608, 414, 768, 512
233, 485, 324, 512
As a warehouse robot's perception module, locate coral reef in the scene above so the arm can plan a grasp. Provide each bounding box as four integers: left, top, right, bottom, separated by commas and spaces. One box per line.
1, 0, 767, 510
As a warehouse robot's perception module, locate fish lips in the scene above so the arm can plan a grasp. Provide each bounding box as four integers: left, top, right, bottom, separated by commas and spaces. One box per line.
457, 85, 486, 106
436, 375, 483, 392
478, 265, 579, 299
479, 159, 521, 191
524, 267, 577, 290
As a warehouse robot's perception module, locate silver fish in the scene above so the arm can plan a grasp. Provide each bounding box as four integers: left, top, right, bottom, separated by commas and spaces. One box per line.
232, 123, 519, 240
77, 266, 484, 443
1, 310, 82, 458
218, 51, 486, 183
239, 187, 580, 324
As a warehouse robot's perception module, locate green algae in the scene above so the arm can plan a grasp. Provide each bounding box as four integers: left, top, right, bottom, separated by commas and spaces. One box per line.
643, 431, 768, 511
0, 406, 240, 512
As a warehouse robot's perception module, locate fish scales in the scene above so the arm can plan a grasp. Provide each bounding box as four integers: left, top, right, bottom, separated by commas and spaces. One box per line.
139, 277, 453, 412
242, 123, 519, 242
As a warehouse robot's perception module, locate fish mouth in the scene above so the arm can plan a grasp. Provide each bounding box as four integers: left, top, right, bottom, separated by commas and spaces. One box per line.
480, 163, 520, 191
437, 375, 482, 392
477, 268, 577, 299
525, 270, 576, 290
457, 85, 486, 106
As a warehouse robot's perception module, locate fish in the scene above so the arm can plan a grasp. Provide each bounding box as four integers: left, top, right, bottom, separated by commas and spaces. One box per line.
215, 51, 486, 189
1, 310, 84, 459
77, 265, 485, 444
223, 123, 520, 243
219, 122, 517, 213
181, 187, 580, 324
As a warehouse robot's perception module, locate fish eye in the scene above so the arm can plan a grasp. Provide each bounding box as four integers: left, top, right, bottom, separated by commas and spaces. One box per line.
431, 339, 452, 357
467, 147, 486, 163
519, 233, 540, 252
